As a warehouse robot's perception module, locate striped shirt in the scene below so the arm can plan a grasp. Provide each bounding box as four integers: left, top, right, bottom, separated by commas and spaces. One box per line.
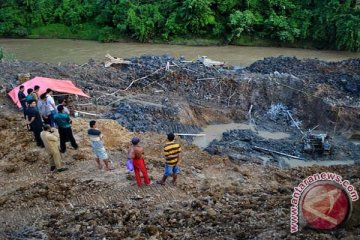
164, 141, 181, 166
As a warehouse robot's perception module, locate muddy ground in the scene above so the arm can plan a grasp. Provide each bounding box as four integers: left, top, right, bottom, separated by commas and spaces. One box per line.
0, 56, 359, 239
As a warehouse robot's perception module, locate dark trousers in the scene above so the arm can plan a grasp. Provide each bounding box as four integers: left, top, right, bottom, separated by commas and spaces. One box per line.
33, 129, 44, 147
58, 127, 78, 152
43, 115, 51, 125
21, 105, 27, 119
50, 110, 57, 127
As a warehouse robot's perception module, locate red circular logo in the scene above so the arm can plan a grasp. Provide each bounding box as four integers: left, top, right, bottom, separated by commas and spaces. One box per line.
301, 182, 351, 230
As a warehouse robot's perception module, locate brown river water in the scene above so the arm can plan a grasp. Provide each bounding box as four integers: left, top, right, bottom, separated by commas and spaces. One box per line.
0, 39, 359, 66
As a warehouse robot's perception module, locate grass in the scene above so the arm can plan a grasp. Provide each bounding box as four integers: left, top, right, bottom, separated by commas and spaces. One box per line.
29, 23, 99, 40
231, 35, 277, 47
22, 26, 317, 50
167, 37, 222, 46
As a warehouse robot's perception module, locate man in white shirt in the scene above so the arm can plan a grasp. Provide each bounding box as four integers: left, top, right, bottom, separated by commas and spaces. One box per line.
38, 93, 51, 125
46, 88, 56, 127
56, 97, 70, 115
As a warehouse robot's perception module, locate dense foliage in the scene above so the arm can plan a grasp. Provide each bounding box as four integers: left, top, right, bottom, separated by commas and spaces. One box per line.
0, 0, 359, 51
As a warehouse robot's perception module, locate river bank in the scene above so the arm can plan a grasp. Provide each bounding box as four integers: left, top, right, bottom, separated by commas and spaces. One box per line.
1, 39, 359, 66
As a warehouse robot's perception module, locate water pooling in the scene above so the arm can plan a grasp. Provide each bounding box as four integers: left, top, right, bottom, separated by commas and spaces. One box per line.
279, 158, 355, 168
192, 123, 358, 168
192, 122, 290, 149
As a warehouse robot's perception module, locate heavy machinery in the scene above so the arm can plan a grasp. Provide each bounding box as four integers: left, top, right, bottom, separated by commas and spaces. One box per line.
286, 110, 332, 156
303, 132, 332, 155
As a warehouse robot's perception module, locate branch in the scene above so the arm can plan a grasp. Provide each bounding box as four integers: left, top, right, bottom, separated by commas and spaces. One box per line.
96, 67, 165, 102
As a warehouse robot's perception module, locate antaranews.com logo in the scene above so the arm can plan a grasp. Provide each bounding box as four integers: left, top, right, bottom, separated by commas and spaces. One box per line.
290, 172, 359, 233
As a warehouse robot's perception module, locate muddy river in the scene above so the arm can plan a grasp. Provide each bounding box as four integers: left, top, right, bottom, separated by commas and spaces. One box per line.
0, 39, 359, 66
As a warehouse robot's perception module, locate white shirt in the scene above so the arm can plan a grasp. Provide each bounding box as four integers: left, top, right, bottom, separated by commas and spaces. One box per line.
46, 94, 55, 111
56, 104, 70, 115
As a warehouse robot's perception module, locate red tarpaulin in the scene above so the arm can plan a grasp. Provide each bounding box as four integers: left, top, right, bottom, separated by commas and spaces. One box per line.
8, 76, 90, 108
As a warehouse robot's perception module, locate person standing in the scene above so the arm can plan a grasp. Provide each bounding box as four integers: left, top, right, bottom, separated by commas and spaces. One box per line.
25, 88, 34, 103
26, 100, 44, 147
56, 97, 70, 115
129, 137, 151, 187
40, 124, 67, 173
18, 85, 27, 118
54, 105, 78, 153
38, 93, 51, 125
157, 133, 181, 185
46, 88, 56, 127
88, 120, 112, 170
32, 85, 40, 102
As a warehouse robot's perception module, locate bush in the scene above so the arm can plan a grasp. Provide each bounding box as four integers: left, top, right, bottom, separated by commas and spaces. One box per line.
11, 26, 29, 37
98, 27, 119, 42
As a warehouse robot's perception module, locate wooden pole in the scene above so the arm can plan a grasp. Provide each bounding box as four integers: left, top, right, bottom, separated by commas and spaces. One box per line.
253, 146, 304, 160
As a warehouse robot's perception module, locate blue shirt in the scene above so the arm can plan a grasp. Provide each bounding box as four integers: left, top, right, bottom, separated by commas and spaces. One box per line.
54, 112, 71, 128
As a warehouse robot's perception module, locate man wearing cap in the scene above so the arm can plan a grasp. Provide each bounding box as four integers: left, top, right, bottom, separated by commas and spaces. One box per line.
157, 133, 181, 185
129, 137, 151, 187
88, 120, 112, 170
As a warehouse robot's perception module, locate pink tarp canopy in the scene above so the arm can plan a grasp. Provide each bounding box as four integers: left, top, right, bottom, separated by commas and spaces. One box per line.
8, 76, 90, 108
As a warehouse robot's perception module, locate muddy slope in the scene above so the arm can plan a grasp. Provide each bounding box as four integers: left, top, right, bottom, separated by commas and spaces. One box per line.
1, 56, 359, 134
0, 111, 359, 239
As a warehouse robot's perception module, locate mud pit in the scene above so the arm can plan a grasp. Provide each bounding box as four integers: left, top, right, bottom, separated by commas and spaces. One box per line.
0, 55, 359, 239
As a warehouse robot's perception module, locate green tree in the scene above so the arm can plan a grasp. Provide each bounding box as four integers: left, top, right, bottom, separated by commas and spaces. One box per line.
178, 0, 216, 34
228, 10, 262, 42
126, 3, 165, 42
0, 5, 27, 36
335, 13, 360, 51
54, 0, 96, 26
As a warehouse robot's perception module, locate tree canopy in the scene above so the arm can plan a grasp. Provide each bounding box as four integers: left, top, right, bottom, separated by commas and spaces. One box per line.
0, 0, 359, 51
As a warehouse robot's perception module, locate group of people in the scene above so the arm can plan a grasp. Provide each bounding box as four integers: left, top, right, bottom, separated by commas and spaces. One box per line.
88, 121, 182, 187
18, 86, 78, 172
18, 86, 182, 186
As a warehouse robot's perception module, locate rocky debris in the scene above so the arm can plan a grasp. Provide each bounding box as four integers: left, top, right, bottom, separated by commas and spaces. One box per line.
0, 178, 111, 209
206, 127, 360, 164
2, 164, 358, 240
4, 226, 48, 240
106, 100, 202, 135
247, 56, 360, 97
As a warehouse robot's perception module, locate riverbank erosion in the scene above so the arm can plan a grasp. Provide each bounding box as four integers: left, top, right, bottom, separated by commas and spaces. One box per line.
0, 55, 359, 238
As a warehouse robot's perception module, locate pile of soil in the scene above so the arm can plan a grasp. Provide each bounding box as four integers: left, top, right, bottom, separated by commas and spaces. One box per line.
247, 57, 360, 96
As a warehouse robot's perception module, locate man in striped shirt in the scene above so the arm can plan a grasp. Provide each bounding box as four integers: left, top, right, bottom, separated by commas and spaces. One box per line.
157, 133, 181, 185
